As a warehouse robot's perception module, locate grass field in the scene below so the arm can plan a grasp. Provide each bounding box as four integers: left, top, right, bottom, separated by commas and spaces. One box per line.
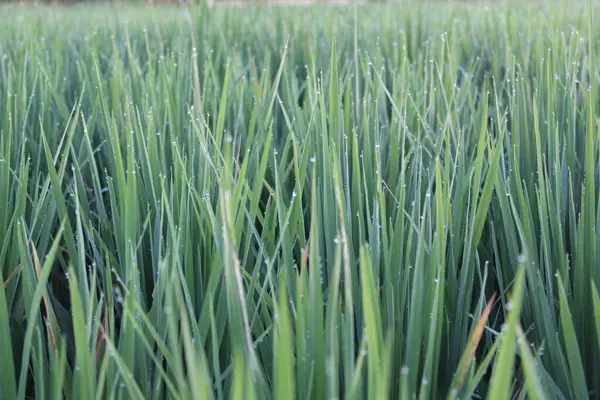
1, 2, 600, 399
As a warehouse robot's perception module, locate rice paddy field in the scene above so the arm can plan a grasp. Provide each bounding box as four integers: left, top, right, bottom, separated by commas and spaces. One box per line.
2, 1, 600, 399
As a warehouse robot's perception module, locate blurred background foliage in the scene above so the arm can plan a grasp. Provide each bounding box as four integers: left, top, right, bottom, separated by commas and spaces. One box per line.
0, 0, 498, 5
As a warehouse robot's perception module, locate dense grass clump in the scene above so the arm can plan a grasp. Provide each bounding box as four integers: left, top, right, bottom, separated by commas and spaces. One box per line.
1, 2, 600, 398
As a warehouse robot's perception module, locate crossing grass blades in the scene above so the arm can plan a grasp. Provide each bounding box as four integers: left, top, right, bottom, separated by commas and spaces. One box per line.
1, 1, 600, 398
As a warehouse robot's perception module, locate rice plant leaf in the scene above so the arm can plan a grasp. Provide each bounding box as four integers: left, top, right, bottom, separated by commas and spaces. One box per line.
489, 265, 526, 399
